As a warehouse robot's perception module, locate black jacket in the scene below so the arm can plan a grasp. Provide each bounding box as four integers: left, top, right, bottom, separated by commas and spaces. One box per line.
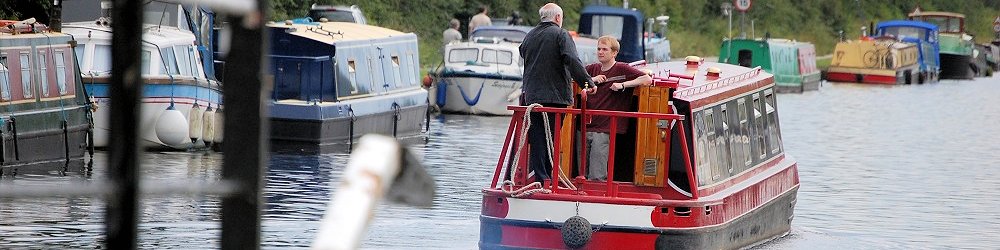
519, 22, 593, 106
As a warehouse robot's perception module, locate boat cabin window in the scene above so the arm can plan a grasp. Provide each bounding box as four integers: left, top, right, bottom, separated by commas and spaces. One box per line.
448, 48, 479, 63
55, 52, 68, 95
879, 27, 927, 41
765, 91, 781, 153
738, 50, 753, 67
408, 54, 417, 85
93, 45, 112, 75
160, 47, 180, 75
721, 106, 733, 174
0, 61, 10, 100
737, 98, 751, 167
391, 55, 402, 87
74, 46, 85, 68
19, 53, 32, 98
752, 94, 764, 159
482, 49, 513, 65
141, 50, 152, 75
588, 15, 624, 40
174, 46, 193, 76
38, 50, 49, 97
919, 16, 961, 33
184, 46, 201, 77
347, 59, 359, 94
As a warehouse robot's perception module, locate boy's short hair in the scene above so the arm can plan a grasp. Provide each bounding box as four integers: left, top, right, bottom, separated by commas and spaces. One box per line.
597, 36, 620, 52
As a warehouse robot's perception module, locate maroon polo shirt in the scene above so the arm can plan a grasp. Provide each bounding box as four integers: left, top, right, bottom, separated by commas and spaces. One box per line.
584, 62, 644, 134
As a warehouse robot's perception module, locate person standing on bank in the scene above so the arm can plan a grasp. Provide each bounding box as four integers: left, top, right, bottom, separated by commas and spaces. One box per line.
584, 35, 652, 181
520, 3, 596, 182
468, 5, 491, 38
443, 18, 462, 45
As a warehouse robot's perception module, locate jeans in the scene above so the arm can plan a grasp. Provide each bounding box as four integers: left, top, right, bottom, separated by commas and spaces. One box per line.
586, 132, 610, 181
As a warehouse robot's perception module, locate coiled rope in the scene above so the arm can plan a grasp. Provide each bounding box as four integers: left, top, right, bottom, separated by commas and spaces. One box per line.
502, 103, 577, 198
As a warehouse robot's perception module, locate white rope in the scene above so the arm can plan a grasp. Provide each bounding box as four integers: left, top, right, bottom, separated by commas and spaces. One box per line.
501, 103, 577, 198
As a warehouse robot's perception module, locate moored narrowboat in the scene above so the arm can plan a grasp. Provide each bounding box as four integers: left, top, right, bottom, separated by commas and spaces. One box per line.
826, 20, 939, 84
267, 20, 428, 152
719, 38, 820, 93
908, 10, 975, 79
0, 20, 91, 169
480, 59, 798, 249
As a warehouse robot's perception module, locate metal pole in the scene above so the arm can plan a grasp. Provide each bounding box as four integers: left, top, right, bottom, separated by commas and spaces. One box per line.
221, 0, 268, 248
106, 0, 142, 248
727, 12, 732, 63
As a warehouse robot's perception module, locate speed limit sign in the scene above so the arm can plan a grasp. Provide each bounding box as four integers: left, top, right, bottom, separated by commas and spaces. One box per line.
734, 0, 751, 12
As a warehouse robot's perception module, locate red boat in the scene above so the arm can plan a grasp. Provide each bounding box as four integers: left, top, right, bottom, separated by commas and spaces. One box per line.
480, 58, 799, 249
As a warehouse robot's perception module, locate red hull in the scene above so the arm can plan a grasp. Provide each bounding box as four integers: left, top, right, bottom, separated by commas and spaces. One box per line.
825, 72, 899, 85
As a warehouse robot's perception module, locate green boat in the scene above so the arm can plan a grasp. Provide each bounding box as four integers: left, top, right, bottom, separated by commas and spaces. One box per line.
908, 10, 975, 79
719, 38, 821, 93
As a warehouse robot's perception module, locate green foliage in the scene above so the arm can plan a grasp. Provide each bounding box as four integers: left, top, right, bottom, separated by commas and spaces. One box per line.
270, 1, 998, 71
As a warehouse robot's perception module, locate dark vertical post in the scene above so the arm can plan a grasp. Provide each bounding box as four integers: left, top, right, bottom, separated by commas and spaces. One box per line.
221, 1, 268, 249
105, 0, 142, 248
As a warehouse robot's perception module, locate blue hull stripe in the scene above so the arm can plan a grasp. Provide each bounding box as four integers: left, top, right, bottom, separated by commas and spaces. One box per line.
85, 83, 223, 103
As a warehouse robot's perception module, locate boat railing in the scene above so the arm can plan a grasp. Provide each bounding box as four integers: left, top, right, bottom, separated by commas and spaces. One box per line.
490, 100, 698, 199
674, 66, 762, 99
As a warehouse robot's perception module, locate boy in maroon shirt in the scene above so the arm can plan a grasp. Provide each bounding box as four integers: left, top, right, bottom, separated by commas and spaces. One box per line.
583, 36, 652, 181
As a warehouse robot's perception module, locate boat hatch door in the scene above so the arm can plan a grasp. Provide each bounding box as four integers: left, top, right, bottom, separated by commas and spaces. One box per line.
738, 49, 753, 68
275, 59, 303, 100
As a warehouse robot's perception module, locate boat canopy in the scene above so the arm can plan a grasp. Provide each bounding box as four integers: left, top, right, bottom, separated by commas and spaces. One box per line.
578, 5, 644, 63
876, 20, 939, 42
470, 25, 533, 43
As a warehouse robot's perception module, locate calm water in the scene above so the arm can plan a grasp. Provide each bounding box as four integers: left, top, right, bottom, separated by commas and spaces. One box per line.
1, 76, 999, 249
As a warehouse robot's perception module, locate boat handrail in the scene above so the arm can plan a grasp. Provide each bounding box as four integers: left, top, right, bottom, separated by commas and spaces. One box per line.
491, 104, 696, 199
674, 66, 762, 98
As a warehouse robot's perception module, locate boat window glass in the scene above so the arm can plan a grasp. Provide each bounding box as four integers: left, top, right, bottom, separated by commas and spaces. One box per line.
38, 50, 49, 97
700, 110, 716, 186
589, 15, 624, 40
694, 111, 705, 181
752, 94, 764, 159
408, 54, 418, 85
347, 59, 358, 94
19, 53, 32, 98
160, 47, 179, 75
738, 98, 751, 168
93, 45, 112, 75
74, 45, 85, 67
721, 106, 733, 174
482, 49, 513, 65
141, 50, 151, 75
880, 27, 927, 41
391, 55, 402, 87
471, 30, 527, 43
174, 46, 193, 76
765, 92, 781, 153
55, 52, 68, 95
187, 46, 202, 78
0, 61, 10, 100
448, 48, 479, 63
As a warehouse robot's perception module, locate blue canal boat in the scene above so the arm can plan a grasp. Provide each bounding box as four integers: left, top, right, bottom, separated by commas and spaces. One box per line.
876, 20, 941, 82
267, 20, 428, 151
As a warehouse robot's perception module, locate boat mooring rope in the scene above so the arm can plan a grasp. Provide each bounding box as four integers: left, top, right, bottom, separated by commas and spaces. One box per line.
502, 103, 576, 197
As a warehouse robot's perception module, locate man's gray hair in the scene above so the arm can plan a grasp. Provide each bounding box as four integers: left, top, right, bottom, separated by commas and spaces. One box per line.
539, 3, 562, 22
449, 18, 460, 28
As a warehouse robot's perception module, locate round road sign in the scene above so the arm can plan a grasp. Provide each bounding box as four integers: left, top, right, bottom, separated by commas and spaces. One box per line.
734, 0, 752, 12
994, 24, 1000, 33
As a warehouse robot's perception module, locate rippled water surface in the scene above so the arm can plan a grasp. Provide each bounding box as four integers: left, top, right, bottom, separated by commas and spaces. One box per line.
1, 76, 998, 249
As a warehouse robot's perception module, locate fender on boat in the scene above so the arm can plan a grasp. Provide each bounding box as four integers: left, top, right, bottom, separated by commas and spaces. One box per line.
202, 106, 216, 144
155, 105, 190, 147
213, 107, 224, 143
188, 103, 203, 142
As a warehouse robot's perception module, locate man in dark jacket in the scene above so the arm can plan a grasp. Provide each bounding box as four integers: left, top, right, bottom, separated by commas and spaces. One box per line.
519, 3, 595, 182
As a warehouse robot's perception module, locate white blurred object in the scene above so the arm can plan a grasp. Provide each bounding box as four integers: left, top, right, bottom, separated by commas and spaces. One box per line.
312, 134, 435, 250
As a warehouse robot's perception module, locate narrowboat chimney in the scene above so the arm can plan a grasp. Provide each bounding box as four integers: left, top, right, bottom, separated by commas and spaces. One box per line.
100, 1, 112, 19
50, 0, 62, 32
706, 67, 721, 80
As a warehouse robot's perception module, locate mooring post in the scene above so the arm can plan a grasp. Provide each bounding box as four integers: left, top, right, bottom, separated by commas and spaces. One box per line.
106, 0, 143, 248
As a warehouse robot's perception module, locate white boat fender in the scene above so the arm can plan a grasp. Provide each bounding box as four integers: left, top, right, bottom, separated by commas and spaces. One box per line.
202, 106, 215, 144
155, 105, 190, 147
561, 215, 592, 249
213, 108, 224, 143
188, 103, 203, 143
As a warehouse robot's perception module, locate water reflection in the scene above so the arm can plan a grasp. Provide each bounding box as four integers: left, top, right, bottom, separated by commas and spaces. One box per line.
0, 77, 999, 249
